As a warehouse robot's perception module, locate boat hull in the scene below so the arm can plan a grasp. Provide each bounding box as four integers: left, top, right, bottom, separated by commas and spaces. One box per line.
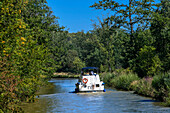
75, 88, 106, 93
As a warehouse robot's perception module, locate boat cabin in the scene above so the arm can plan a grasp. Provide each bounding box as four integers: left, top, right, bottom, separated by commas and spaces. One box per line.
75, 67, 105, 92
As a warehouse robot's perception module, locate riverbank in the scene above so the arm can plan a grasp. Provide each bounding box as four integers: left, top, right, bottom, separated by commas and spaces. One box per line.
101, 71, 170, 107
52, 72, 79, 78
52, 71, 170, 107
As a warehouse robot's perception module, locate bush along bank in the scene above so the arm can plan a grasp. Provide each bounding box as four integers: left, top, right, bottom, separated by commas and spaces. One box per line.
101, 70, 170, 107
52, 72, 79, 78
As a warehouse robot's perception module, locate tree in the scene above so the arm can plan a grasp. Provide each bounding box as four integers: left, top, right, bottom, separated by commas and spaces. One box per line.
63, 50, 79, 72
134, 46, 162, 77
22, 0, 61, 45
21, 0, 67, 74
124, 29, 155, 69
150, 0, 170, 72
89, 18, 131, 71
90, 0, 159, 35
73, 57, 85, 74
48, 31, 69, 72
84, 24, 114, 71
0, 0, 62, 112
90, 0, 160, 70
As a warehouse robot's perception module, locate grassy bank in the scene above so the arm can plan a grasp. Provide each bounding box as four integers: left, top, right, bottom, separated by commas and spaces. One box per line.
52, 72, 79, 78
101, 71, 170, 107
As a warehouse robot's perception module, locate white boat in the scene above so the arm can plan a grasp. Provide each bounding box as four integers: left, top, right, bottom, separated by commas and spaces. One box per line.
75, 67, 105, 93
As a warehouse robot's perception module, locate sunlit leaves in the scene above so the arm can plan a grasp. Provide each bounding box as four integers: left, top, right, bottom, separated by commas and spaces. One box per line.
0, 0, 59, 112
135, 46, 162, 77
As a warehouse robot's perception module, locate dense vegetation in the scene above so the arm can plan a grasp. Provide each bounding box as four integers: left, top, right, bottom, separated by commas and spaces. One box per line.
101, 70, 170, 106
0, 0, 169, 112
0, 0, 64, 112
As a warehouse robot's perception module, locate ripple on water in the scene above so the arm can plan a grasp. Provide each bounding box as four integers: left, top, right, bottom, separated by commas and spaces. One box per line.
23, 79, 170, 113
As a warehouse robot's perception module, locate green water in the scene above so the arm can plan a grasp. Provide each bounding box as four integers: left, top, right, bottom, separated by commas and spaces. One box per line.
22, 78, 170, 113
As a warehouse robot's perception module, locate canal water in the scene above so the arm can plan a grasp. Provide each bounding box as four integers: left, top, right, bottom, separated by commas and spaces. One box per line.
23, 78, 170, 113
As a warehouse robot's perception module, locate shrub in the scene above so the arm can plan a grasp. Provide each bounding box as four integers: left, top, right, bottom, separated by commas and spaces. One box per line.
134, 46, 162, 77
0, 57, 22, 112
111, 73, 140, 90
163, 94, 170, 107
152, 72, 170, 106
101, 73, 115, 86
130, 77, 155, 97
0, 0, 52, 112
113, 68, 132, 76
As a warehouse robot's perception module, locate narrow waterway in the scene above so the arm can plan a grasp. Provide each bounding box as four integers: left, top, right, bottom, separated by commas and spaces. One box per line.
23, 78, 170, 113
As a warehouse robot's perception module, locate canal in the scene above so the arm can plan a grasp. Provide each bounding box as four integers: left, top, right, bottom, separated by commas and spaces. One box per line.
23, 78, 170, 113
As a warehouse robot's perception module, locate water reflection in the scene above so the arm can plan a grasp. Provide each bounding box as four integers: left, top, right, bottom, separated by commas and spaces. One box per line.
23, 78, 170, 113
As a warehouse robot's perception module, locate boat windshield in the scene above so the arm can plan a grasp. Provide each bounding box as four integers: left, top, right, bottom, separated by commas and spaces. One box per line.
81, 67, 98, 75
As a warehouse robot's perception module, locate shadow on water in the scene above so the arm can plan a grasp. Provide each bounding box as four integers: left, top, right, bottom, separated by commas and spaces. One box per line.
134, 99, 160, 103
36, 83, 61, 95
69, 91, 76, 93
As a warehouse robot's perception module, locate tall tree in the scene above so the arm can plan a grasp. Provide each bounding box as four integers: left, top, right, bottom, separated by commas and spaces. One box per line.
48, 31, 70, 72
91, 0, 161, 69
0, 0, 53, 111
90, 0, 159, 35
21, 0, 66, 74
150, 0, 170, 72
22, 0, 62, 45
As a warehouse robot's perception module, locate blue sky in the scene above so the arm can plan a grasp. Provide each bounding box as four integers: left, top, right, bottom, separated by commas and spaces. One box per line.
46, 0, 112, 33
46, 0, 160, 33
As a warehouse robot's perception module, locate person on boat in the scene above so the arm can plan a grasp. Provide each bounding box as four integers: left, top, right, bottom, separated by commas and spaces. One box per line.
90, 71, 94, 75
81, 71, 84, 75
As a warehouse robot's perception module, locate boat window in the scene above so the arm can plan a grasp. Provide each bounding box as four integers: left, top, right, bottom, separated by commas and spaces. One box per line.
96, 84, 99, 87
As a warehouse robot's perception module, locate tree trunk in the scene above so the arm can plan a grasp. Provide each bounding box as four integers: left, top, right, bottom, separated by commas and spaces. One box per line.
129, 0, 133, 35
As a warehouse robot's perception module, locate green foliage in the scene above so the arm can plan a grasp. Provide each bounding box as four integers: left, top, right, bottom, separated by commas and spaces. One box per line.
125, 29, 154, 69
101, 73, 115, 86
73, 57, 86, 74
152, 72, 170, 106
111, 73, 140, 90
1, 0, 169, 110
0, 0, 62, 112
90, 0, 159, 34
150, 0, 170, 72
48, 31, 69, 72
63, 50, 79, 72
134, 46, 162, 77
0, 57, 22, 112
0, 0, 28, 111
100, 64, 104, 73
130, 78, 155, 97
21, 0, 65, 75
94, 29, 116, 72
